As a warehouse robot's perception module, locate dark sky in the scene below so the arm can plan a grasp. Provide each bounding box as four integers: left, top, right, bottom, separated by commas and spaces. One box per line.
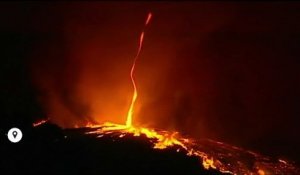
1, 2, 300, 163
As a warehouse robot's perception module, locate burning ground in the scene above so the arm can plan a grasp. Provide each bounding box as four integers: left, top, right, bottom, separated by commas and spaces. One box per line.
0, 121, 220, 175
1, 121, 298, 175
83, 122, 300, 174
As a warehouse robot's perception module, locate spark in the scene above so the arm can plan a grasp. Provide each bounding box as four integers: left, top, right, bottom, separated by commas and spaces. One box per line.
33, 118, 49, 127
279, 159, 288, 164
145, 13, 152, 26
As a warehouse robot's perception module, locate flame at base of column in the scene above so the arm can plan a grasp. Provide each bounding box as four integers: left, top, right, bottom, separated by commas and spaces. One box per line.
83, 122, 299, 175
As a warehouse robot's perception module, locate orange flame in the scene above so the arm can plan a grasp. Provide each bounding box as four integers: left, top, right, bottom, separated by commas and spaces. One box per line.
33, 12, 219, 172
92, 12, 220, 172
32, 11, 300, 175
87, 12, 217, 171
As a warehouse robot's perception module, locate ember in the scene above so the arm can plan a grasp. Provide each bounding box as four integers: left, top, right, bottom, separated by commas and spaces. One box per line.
33, 118, 49, 127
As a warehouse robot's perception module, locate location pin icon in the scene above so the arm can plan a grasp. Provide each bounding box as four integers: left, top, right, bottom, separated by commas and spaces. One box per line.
12, 131, 18, 138
8, 128, 22, 143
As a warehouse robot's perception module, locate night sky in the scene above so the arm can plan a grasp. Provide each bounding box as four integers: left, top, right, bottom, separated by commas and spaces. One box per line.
1, 2, 300, 163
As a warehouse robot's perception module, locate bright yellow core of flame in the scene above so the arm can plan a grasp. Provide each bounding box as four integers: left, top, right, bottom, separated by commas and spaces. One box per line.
125, 85, 137, 127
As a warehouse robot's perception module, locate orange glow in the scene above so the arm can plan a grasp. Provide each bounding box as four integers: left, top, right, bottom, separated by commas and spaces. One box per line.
258, 169, 265, 175
86, 122, 220, 172
31, 10, 300, 175
83, 12, 218, 172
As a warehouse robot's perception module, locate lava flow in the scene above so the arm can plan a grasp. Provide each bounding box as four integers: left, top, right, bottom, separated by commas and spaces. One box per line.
33, 12, 300, 175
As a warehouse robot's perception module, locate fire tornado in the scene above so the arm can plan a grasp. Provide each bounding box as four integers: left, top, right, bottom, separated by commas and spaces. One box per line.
126, 12, 152, 127
31, 11, 300, 175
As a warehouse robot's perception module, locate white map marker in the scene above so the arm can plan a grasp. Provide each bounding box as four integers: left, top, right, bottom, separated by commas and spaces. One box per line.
7, 127, 22, 143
